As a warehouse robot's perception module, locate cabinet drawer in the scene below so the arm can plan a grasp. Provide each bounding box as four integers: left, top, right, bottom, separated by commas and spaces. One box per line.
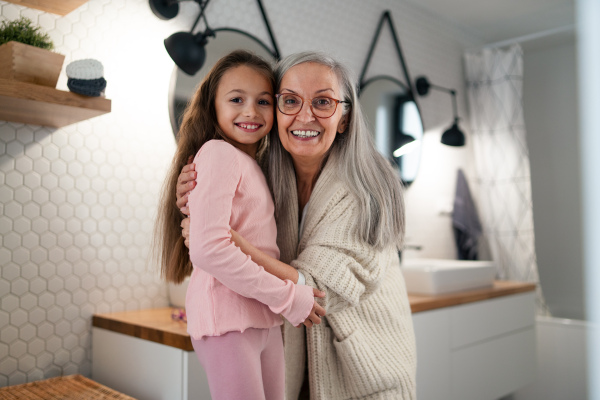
450, 292, 535, 348
451, 327, 536, 400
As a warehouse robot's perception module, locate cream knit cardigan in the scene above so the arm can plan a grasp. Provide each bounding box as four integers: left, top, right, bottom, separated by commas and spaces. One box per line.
277, 160, 417, 400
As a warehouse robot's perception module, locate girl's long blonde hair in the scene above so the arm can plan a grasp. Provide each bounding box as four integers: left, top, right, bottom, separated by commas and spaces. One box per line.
154, 50, 274, 283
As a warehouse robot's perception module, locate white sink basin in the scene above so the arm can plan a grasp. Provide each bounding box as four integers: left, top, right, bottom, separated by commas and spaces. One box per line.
401, 258, 496, 295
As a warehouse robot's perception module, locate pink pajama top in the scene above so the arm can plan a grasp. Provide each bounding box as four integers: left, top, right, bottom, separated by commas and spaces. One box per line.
186, 140, 314, 340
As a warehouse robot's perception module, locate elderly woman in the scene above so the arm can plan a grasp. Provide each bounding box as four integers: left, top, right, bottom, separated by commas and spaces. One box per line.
177, 52, 416, 399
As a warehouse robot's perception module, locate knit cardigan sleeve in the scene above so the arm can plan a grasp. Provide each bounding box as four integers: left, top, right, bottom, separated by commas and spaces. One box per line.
290, 184, 389, 315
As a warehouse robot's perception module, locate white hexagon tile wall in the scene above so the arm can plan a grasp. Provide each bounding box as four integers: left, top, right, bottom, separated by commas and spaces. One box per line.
0, 0, 475, 387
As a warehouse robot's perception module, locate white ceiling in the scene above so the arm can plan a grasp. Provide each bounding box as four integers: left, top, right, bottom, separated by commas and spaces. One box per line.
404, 0, 575, 45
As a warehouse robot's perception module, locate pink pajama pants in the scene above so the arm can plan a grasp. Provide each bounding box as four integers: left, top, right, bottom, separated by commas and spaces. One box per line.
191, 326, 285, 400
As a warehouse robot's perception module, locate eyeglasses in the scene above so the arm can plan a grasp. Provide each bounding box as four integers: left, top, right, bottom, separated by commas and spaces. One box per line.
275, 93, 350, 119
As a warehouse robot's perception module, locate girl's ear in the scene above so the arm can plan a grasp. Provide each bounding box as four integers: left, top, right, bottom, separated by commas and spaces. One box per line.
337, 114, 349, 134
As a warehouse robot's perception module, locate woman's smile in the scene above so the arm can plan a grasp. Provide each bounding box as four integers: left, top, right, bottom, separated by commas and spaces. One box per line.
277, 62, 347, 165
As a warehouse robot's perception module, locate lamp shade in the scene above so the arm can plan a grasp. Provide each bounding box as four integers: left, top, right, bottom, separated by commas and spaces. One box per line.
441, 120, 466, 146
164, 31, 207, 76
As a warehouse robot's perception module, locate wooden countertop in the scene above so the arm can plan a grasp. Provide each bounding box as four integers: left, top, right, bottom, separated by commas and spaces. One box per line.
92, 280, 536, 350
407, 280, 536, 313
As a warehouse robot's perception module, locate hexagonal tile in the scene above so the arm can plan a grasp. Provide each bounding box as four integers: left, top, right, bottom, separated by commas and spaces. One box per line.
28, 248, 46, 267
6, 140, 24, 157
38, 292, 55, 310
19, 323, 36, 342
0, 247, 10, 266
4, 201, 23, 219
2, 264, 19, 282
29, 307, 46, 326
46, 306, 63, 323
39, 262, 56, 279
66, 189, 82, 205
36, 351, 53, 369
48, 247, 65, 263
20, 293, 38, 312
41, 173, 59, 191
50, 158, 67, 176
26, 277, 46, 297
23, 202, 41, 219
64, 276, 80, 292
63, 333, 78, 350
33, 157, 51, 176
27, 338, 45, 357
23, 171, 42, 189
0, 185, 13, 204
18, 354, 36, 374
10, 278, 28, 297
8, 370, 27, 386
47, 276, 64, 293
32, 187, 50, 205
40, 202, 58, 219
0, 356, 17, 376
0, 325, 18, 344
42, 143, 60, 161
37, 322, 54, 340
57, 232, 74, 249
13, 216, 31, 234
15, 155, 34, 173
46, 336, 62, 353
39, 234, 58, 253
55, 291, 72, 308
3, 232, 21, 250
9, 340, 26, 358
25, 367, 43, 382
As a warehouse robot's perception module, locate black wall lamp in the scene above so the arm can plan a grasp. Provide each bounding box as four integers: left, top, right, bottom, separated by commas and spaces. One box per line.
415, 76, 466, 147
149, 0, 280, 75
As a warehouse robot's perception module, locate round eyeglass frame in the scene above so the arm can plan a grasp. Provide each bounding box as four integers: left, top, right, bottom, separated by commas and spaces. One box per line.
275, 93, 350, 119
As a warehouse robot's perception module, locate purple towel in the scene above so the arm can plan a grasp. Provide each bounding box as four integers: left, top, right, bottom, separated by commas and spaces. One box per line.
452, 169, 482, 260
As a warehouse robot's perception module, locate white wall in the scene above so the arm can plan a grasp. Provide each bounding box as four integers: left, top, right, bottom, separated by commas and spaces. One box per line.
0, 0, 479, 385
522, 38, 584, 320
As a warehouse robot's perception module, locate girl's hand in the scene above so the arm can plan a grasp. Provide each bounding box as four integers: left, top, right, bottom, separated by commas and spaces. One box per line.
229, 228, 246, 248
176, 156, 197, 214
302, 289, 326, 328
181, 217, 190, 248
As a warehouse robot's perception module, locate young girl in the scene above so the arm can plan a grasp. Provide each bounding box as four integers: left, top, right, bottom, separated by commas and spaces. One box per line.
154, 50, 324, 400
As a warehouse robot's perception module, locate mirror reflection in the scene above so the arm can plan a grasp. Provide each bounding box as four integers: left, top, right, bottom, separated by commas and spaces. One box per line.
168, 31, 276, 136
360, 78, 424, 185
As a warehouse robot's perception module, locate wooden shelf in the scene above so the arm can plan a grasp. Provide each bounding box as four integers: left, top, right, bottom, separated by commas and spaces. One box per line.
0, 78, 111, 128
3, 0, 88, 15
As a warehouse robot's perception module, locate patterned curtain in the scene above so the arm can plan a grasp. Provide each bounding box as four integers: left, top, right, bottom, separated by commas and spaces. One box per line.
464, 45, 548, 314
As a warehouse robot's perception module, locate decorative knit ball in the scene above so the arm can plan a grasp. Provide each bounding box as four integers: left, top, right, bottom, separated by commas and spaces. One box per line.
66, 59, 104, 80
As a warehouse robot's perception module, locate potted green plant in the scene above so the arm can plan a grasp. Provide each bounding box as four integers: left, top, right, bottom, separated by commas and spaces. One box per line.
0, 17, 65, 88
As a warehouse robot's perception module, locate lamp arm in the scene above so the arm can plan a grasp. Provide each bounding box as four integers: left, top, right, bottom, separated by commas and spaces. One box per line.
450, 90, 459, 120
188, 0, 211, 33
212, 27, 279, 60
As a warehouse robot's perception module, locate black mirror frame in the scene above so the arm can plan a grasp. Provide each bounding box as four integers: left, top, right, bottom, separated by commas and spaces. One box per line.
358, 10, 424, 186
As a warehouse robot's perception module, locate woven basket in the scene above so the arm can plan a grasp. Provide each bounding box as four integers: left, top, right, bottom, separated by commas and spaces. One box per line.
0, 374, 136, 400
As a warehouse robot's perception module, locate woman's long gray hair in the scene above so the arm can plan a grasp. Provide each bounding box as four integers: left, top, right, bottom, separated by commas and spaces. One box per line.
269, 51, 405, 250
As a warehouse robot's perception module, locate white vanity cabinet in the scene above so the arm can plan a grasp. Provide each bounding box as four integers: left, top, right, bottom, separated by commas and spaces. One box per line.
91, 309, 212, 400
412, 291, 536, 400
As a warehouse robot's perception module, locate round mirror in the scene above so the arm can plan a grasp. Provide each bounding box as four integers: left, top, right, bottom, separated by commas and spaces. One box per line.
168, 31, 277, 137
359, 78, 424, 186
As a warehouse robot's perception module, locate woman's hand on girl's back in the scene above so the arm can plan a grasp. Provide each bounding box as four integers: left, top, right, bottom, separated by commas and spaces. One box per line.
180, 217, 190, 248
176, 157, 197, 214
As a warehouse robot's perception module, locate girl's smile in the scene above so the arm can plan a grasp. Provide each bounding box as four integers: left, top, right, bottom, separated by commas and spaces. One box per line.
215, 65, 274, 158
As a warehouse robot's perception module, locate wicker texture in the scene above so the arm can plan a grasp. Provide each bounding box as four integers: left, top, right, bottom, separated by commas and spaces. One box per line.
0, 374, 136, 399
